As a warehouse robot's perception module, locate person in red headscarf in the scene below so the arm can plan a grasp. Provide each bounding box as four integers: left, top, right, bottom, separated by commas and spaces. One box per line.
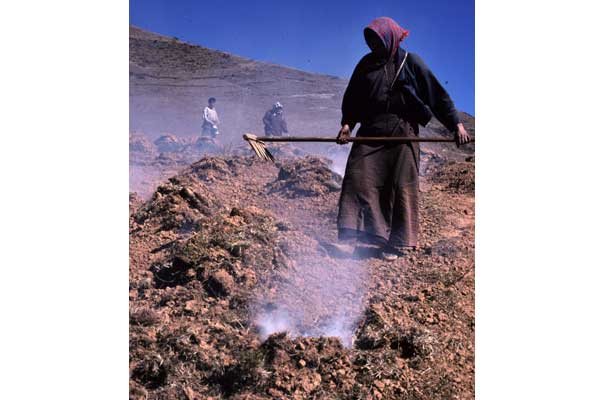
335, 17, 471, 261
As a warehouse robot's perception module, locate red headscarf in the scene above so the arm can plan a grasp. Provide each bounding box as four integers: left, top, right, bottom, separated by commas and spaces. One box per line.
365, 17, 409, 60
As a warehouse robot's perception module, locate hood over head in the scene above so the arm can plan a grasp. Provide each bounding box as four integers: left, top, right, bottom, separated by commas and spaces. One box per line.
364, 17, 409, 60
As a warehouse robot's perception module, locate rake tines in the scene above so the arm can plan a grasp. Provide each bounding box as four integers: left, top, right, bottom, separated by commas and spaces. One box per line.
243, 134, 275, 162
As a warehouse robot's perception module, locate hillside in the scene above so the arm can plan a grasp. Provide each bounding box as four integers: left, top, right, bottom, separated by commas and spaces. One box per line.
129, 25, 473, 145
130, 26, 347, 142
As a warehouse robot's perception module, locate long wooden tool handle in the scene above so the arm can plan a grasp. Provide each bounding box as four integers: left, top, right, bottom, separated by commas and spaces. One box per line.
247, 136, 473, 143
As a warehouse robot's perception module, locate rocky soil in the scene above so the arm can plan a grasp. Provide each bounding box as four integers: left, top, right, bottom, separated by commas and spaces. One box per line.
130, 152, 474, 399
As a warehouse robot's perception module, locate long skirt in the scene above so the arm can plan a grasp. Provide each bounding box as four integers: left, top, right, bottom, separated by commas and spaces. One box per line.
337, 116, 420, 250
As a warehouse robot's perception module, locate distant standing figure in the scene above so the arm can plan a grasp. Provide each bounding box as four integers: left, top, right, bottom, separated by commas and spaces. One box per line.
202, 97, 220, 138
263, 102, 288, 137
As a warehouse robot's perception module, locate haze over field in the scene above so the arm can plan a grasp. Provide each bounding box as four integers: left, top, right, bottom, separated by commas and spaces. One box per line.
129, 25, 474, 145
130, 26, 346, 142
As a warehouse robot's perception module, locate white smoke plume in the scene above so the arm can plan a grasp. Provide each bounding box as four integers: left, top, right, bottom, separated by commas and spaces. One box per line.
254, 252, 369, 348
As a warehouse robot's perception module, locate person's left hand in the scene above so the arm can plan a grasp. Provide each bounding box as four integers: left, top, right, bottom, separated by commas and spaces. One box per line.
454, 123, 472, 147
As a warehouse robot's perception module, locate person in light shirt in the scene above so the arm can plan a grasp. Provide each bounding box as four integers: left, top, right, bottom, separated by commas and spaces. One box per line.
202, 97, 220, 138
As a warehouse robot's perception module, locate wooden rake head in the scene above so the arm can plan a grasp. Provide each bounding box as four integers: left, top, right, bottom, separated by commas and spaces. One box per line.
243, 134, 275, 162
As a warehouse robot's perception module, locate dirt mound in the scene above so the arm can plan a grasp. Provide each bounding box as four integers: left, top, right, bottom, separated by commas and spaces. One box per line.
130, 132, 157, 154
131, 155, 261, 229
130, 133, 241, 197
255, 334, 355, 398
130, 204, 292, 398
130, 133, 158, 167
130, 152, 475, 399
268, 156, 342, 197
187, 156, 244, 182
151, 205, 284, 291
431, 161, 475, 194
154, 134, 196, 153
265, 143, 307, 159
132, 179, 213, 232
130, 133, 225, 164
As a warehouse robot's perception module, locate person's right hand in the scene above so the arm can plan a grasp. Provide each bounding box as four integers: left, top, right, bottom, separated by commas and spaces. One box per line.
336, 124, 351, 144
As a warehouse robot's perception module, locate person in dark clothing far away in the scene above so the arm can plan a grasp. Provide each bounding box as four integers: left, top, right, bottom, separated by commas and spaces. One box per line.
334, 17, 471, 262
263, 102, 288, 137
202, 97, 220, 139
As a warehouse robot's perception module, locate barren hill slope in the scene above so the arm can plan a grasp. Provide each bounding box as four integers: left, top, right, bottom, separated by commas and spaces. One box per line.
130, 26, 347, 141
129, 25, 473, 149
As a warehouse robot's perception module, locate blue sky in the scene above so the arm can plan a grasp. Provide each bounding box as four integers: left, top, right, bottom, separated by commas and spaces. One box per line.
130, 0, 474, 114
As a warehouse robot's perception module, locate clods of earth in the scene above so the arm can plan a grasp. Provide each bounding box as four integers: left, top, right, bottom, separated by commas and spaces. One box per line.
130, 151, 474, 399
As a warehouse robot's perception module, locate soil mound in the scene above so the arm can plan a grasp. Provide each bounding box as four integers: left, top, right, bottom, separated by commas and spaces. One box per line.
154, 134, 184, 153
154, 134, 196, 153
256, 334, 354, 398
130, 203, 294, 399
268, 156, 342, 197
266, 143, 307, 159
187, 156, 245, 182
130, 151, 475, 399
130, 132, 157, 154
130, 133, 158, 167
130, 134, 239, 198
151, 205, 284, 291
131, 155, 262, 229
132, 179, 214, 232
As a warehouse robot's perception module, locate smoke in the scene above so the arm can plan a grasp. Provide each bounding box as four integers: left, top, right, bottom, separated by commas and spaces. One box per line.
326, 146, 350, 176
130, 36, 377, 348
250, 140, 363, 348
129, 164, 165, 199
256, 310, 293, 340
254, 251, 369, 348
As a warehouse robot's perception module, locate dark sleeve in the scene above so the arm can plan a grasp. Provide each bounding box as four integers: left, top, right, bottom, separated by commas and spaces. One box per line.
410, 54, 460, 132
262, 111, 270, 126
341, 59, 366, 128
